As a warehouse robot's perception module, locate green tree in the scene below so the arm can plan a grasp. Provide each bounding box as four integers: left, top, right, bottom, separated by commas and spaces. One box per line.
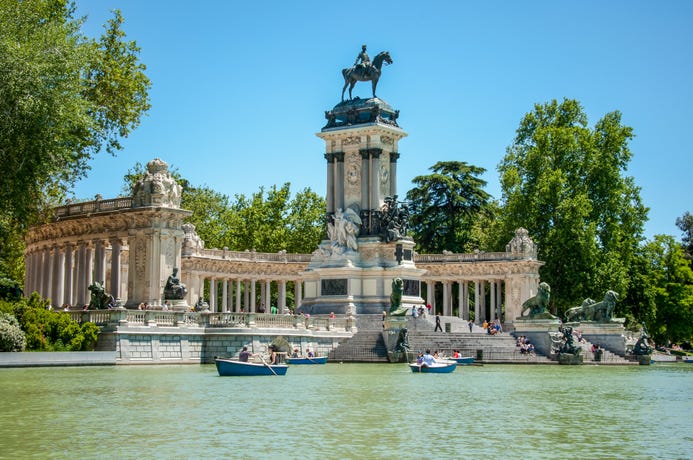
635, 235, 693, 345
405, 161, 492, 253
495, 99, 648, 313
676, 211, 693, 261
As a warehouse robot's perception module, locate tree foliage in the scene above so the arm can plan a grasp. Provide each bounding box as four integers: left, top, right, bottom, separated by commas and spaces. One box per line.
629, 235, 693, 345
495, 99, 648, 312
406, 161, 492, 253
676, 211, 693, 261
0, 293, 100, 351
0, 0, 150, 283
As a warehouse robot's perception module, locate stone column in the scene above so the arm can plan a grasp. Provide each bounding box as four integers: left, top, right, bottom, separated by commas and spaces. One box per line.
49, 245, 59, 307
279, 280, 287, 312
85, 244, 94, 302
334, 152, 345, 211
360, 150, 370, 211
490, 280, 496, 321
210, 278, 217, 312
294, 279, 302, 311
76, 243, 87, 307
222, 279, 228, 312
250, 280, 256, 313
236, 279, 242, 312
93, 239, 107, 285
496, 281, 503, 322
426, 280, 435, 312
325, 153, 335, 214
474, 280, 480, 323
109, 239, 122, 300
54, 247, 66, 308
442, 281, 451, 316
265, 280, 272, 311
41, 246, 51, 301
370, 149, 382, 209
389, 152, 399, 197
244, 280, 250, 312
64, 243, 74, 307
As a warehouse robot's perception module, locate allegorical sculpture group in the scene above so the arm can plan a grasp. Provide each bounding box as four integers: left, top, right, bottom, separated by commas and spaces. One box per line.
520, 281, 619, 324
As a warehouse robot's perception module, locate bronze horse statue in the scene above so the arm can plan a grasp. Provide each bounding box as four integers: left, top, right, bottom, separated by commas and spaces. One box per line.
341, 51, 393, 101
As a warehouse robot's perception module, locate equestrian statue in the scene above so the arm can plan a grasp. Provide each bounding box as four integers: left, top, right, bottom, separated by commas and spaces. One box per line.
341, 45, 393, 101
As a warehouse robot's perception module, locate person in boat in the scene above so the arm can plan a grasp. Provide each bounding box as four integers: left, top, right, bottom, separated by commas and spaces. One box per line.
416, 352, 424, 365
238, 346, 252, 362
291, 348, 299, 358
452, 350, 461, 359
306, 348, 314, 357
421, 350, 436, 367
268, 345, 278, 365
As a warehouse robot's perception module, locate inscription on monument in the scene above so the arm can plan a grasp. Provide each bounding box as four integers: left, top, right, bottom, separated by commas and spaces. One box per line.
322, 279, 348, 296
403, 279, 419, 297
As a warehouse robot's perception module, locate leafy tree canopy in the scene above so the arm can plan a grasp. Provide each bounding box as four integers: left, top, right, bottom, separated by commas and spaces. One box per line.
406, 161, 492, 253
0, 0, 150, 282
676, 211, 693, 261
495, 98, 648, 312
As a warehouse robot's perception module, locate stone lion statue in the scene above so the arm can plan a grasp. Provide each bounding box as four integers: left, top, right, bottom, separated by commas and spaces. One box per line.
520, 282, 555, 319
389, 278, 408, 315
564, 290, 618, 322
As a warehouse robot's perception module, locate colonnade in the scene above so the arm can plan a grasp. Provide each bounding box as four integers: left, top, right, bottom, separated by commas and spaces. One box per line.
182, 273, 304, 314
24, 238, 125, 308
423, 279, 506, 322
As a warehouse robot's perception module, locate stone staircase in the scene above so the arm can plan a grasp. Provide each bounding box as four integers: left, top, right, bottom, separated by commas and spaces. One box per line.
328, 315, 554, 364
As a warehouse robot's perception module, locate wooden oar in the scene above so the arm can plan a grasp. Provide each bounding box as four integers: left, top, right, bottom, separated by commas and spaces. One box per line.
259, 355, 278, 376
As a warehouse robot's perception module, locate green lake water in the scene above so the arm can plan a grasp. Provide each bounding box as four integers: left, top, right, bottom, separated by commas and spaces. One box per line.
1, 363, 691, 459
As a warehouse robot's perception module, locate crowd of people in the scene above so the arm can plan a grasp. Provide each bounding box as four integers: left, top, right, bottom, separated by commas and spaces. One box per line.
483, 319, 503, 335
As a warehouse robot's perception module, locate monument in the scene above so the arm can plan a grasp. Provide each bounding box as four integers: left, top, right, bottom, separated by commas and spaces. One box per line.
299, 47, 426, 316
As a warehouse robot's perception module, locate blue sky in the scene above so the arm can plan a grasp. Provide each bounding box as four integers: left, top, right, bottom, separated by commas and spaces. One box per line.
73, 1, 692, 240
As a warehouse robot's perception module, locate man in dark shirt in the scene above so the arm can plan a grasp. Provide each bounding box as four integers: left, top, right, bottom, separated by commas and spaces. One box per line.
238, 346, 252, 362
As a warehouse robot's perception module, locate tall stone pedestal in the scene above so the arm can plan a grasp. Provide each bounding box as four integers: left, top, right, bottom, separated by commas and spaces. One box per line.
513, 318, 562, 357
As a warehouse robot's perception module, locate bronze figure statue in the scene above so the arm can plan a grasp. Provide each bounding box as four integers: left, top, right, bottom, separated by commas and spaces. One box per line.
342, 47, 393, 101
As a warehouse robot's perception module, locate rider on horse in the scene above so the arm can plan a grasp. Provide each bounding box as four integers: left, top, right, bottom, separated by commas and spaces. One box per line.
354, 44, 371, 78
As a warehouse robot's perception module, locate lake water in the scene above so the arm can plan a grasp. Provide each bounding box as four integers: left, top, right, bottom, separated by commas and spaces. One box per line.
1, 363, 691, 459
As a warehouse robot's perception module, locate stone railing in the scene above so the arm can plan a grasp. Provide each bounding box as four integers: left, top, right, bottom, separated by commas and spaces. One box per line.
414, 251, 528, 263
196, 248, 313, 263
52, 197, 133, 219
69, 309, 353, 331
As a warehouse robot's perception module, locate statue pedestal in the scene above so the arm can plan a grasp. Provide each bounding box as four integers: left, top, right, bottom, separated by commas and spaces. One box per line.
513, 318, 562, 357
167, 299, 189, 311
565, 320, 626, 356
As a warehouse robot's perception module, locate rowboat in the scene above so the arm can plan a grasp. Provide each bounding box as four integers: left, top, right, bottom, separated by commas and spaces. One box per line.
409, 360, 457, 373
448, 356, 475, 365
285, 356, 328, 365
215, 357, 288, 376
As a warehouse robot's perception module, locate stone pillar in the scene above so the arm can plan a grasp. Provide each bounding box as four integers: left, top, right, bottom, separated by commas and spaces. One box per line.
109, 239, 122, 300
426, 280, 435, 312
93, 239, 107, 285
294, 279, 302, 311
490, 280, 496, 321
389, 152, 399, 197
265, 280, 272, 311
236, 280, 242, 312
210, 278, 217, 312
41, 246, 51, 301
370, 149, 382, 209
474, 281, 480, 323
244, 280, 250, 312
442, 281, 451, 316
85, 244, 94, 302
64, 243, 74, 307
76, 243, 87, 307
48, 245, 58, 306
325, 153, 335, 214
250, 280, 256, 313
360, 150, 370, 211
496, 281, 503, 322
222, 279, 228, 312
54, 247, 66, 308
334, 152, 345, 211
279, 280, 287, 312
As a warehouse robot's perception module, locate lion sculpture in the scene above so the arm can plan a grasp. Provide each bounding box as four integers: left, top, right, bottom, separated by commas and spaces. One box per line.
564, 290, 618, 322
389, 278, 408, 315
520, 282, 555, 319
